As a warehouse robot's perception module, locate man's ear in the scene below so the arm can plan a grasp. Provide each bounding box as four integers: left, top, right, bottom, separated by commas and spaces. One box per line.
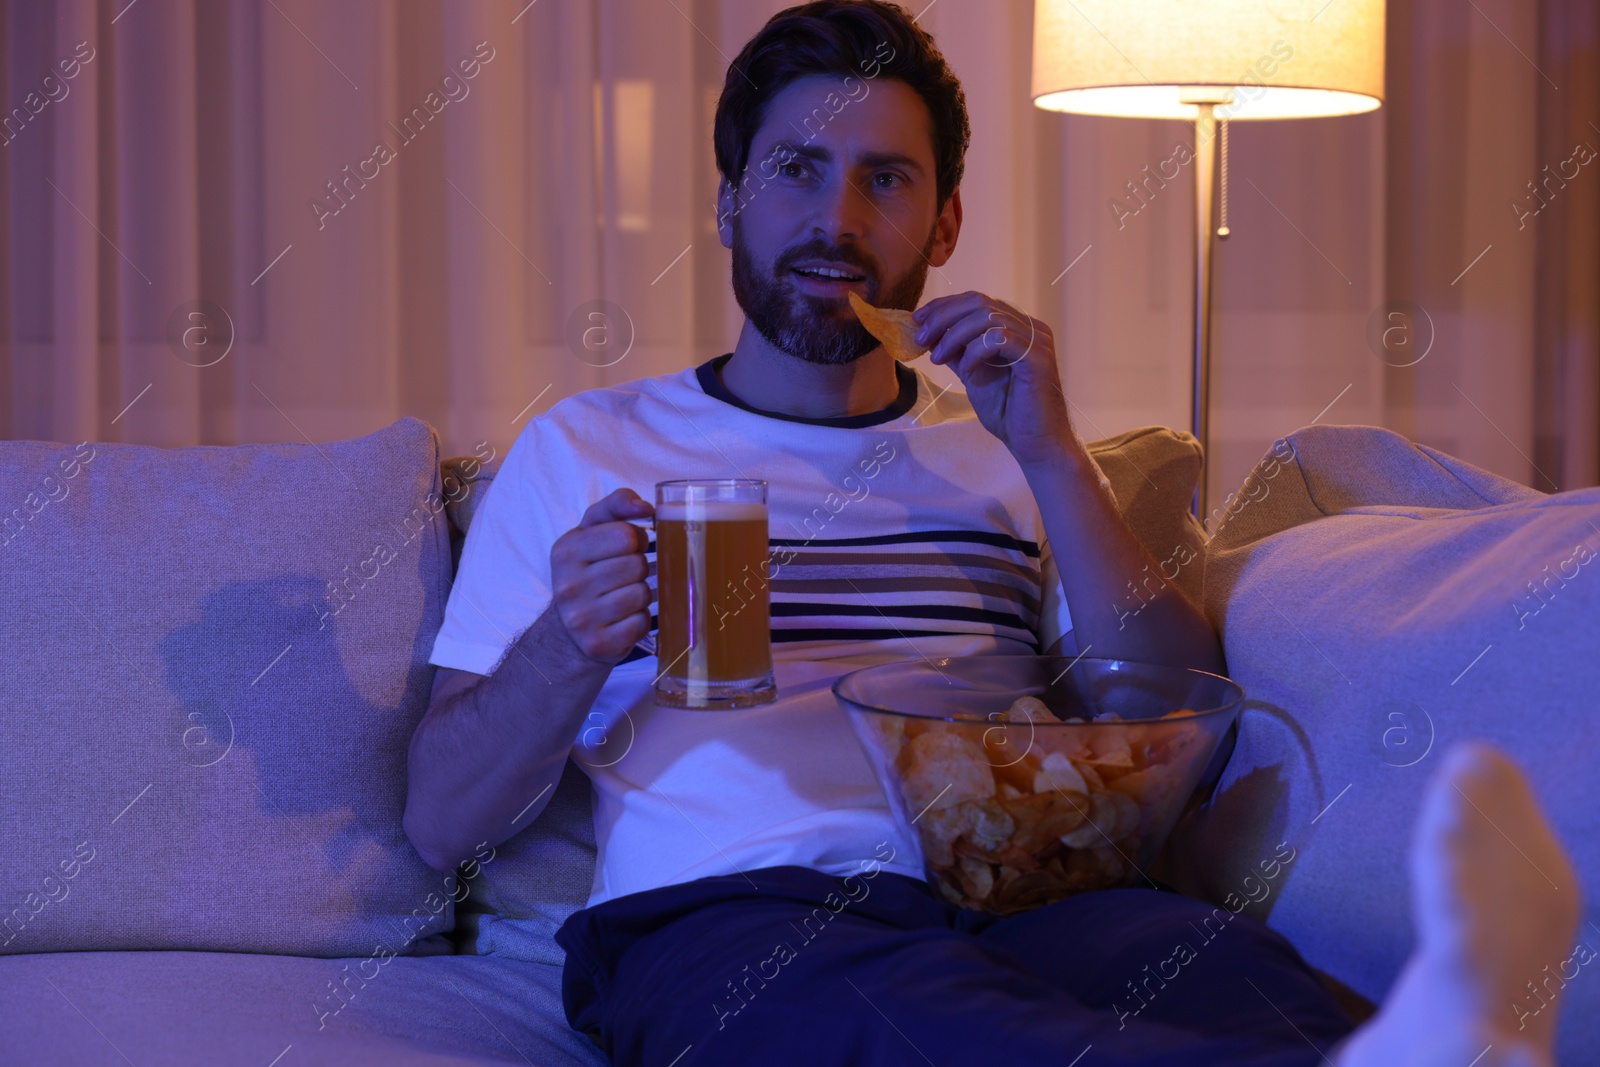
715, 178, 736, 250
927, 186, 962, 268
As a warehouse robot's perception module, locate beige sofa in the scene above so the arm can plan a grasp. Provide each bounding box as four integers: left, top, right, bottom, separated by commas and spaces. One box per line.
2, 416, 1592, 1063
1167, 425, 1600, 1063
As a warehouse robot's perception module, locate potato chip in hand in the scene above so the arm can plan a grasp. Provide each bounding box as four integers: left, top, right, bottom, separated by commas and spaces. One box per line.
848, 290, 925, 363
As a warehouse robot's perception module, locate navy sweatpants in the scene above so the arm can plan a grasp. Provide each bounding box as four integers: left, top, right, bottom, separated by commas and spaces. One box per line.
555, 864, 1359, 1067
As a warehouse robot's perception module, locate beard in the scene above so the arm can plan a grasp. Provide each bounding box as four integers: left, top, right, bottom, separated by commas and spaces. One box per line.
730, 218, 935, 366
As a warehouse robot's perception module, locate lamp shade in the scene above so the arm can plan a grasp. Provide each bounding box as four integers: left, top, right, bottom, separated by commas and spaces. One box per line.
1032, 0, 1384, 120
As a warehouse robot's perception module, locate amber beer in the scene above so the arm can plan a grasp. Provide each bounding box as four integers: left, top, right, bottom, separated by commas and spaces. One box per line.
653, 480, 775, 709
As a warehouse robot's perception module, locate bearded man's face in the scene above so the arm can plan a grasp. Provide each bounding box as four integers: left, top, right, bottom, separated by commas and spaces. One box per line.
718, 75, 952, 365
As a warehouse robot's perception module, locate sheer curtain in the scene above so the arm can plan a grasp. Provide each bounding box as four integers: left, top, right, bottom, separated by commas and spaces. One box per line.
1, 0, 1595, 499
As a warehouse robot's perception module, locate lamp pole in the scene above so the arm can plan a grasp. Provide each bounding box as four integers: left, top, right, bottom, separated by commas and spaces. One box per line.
1185, 94, 1229, 521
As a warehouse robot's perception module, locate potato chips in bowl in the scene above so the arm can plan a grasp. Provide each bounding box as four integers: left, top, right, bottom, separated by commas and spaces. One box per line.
834, 656, 1242, 915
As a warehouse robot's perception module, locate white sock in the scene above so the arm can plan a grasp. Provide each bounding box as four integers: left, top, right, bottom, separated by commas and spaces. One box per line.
1335, 741, 1581, 1067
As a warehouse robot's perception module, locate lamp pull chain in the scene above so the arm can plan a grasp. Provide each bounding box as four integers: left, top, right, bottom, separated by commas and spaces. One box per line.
1217, 119, 1230, 239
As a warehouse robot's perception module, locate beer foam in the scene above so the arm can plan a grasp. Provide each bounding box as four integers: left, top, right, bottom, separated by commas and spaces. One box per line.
655, 500, 767, 523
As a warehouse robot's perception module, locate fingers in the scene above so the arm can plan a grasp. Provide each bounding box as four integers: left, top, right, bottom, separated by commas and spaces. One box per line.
550, 517, 654, 664
928, 308, 1036, 378
912, 291, 991, 349
563, 522, 648, 566
564, 594, 653, 664
580, 486, 653, 529
568, 580, 653, 639
567, 489, 652, 564
921, 294, 1030, 348
552, 549, 649, 605
580, 552, 651, 596
594, 612, 653, 655
591, 580, 653, 625
925, 307, 1008, 365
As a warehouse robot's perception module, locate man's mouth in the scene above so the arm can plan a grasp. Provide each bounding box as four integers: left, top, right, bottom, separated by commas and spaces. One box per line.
789, 261, 872, 298
792, 265, 867, 282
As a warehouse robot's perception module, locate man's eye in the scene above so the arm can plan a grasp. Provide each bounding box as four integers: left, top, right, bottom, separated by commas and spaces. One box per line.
779, 162, 805, 179
873, 172, 904, 189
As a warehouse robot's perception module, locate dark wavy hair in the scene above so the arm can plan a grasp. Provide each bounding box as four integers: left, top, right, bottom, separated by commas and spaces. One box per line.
713, 0, 971, 211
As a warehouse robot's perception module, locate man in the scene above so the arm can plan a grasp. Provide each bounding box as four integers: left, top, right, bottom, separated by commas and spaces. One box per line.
405, 4, 1579, 1065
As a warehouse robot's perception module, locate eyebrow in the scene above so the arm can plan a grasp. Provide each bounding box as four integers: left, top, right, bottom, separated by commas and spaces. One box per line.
764, 140, 925, 176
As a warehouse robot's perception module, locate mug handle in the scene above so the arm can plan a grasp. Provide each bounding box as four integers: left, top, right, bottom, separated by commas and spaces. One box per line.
624, 516, 657, 656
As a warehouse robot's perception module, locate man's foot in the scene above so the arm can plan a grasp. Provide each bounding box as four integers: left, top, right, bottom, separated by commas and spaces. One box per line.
1336, 742, 1581, 1067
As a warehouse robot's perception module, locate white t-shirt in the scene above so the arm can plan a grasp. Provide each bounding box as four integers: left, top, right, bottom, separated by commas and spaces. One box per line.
427, 353, 1073, 907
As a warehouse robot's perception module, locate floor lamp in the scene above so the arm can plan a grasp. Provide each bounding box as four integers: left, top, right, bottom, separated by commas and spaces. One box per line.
1030, 0, 1384, 518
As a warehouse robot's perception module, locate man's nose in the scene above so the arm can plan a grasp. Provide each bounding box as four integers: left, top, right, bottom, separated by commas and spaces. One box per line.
811, 174, 872, 243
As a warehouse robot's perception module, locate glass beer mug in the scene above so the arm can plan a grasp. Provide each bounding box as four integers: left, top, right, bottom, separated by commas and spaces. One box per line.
648, 479, 776, 709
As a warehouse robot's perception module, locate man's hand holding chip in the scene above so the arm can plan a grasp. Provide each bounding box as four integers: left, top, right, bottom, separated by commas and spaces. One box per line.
856, 289, 1221, 674
909, 292, 1077, 468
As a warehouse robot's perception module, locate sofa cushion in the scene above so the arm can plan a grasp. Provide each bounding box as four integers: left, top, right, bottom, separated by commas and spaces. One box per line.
451, 758, 599, 965
0, 949, 606, 1066
1082, 424, 1208, 607
0, 418, 457, 958
436, 424, 1206, 960
1168, 424, 1600, 1062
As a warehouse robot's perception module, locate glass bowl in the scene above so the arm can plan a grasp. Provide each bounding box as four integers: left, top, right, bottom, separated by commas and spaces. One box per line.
834, 655, 1242, 914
